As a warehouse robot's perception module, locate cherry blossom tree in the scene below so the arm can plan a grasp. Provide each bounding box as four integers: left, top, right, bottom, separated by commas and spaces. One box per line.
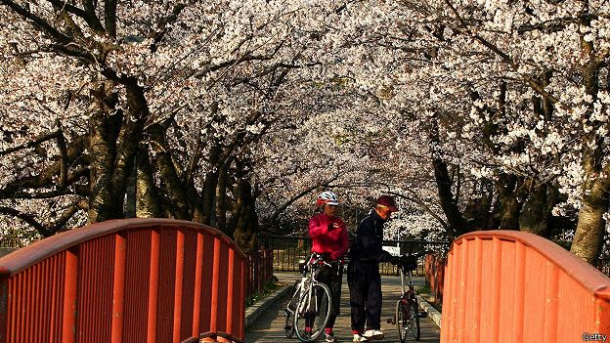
411, 0, 610, 263
1, 0, 609, 264
337, 0, 609, 262
256, 0, 610, 263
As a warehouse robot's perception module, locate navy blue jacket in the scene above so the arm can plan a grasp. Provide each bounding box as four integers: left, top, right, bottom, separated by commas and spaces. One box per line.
349, 210, 393, 262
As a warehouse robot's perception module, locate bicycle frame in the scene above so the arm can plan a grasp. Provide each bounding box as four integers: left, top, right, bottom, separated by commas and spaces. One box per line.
403, 262, 417, 292
297, 254, 332, 311
394, 252, 428, 342
399, 267, 417, 313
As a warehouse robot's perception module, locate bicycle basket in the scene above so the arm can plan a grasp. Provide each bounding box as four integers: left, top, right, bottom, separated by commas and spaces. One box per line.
402, 255, 418, 271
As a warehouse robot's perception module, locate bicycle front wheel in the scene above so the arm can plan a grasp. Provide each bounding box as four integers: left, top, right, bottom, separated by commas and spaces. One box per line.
284, 309, 295, 338
285, 280, 302, 338
396, 298, 421, 342
396, 300, 408, 343
293, 282, 332, 342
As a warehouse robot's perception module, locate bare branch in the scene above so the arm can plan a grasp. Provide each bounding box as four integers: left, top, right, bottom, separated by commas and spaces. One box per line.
0, 130, 61, 157
0, 206, 50, 236
1, 0, 73, 44
267, 174, 341, 223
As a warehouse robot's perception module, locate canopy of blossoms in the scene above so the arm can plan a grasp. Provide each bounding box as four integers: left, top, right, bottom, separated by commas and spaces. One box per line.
1, 0, 608, 261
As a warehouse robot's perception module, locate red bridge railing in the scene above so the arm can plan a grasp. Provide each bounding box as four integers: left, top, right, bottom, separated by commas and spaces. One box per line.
247, 249, 273, 298
441, 230, 610, 343
425, 254, 446, 305
0, 218, 247, 343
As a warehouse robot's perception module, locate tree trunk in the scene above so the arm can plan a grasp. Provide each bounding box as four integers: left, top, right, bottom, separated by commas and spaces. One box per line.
214, 164, 229, 233
87, 82, 124, 223
571, 169, 608, 264
432, 153, 469, 240
88, 82, 146, 223
463, 178, 493, 230
231, 178, 259, 252
498, 197, 520, 230
136, 148, 163, 218
200, 143, 221, 225
125, 160, 137, 218
429, 115, 468, 240
520, 183, 552, 237
149, 123, 189, 219
571, 188, 606, 264
492, 174, 524, 230
571, 10, 606, 264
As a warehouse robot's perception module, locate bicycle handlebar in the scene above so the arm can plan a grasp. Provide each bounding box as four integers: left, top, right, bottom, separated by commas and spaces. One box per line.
397, 251, 432, 271
308, 253, 334, 268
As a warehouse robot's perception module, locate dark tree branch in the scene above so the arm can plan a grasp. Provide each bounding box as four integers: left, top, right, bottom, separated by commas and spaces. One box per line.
0, 135, 89, 198
1, 0, 73, 44
104, 0, 118, 37
517, 14, 596, 34
0, 130, 61, 157
3, 168, 90, 199
0, 207, 51, 236
45, 0, 88, 18
149, 3, 186, 51
56, 121, 68, 187
52, 203, 84, 232
267, 174, 341, 224
81, 0, 105, 33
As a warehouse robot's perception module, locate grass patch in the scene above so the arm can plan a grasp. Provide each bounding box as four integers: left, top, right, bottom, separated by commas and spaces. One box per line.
246, 278, 281, 307
416, 284, 442, 313
417, 283, 432, 294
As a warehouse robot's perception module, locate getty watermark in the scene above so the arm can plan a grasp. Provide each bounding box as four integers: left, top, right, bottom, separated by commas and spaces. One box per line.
583, 333, 607, 342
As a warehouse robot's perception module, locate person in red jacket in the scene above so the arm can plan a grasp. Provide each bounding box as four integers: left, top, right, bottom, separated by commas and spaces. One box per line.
308, 190, 349, 343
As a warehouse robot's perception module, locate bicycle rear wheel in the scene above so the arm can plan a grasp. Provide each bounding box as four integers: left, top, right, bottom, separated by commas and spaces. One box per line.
409, 299, 420, 341
293, 282, 331, 342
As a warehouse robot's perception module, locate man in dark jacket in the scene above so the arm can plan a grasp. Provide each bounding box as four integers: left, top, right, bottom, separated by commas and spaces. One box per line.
348, 195, 400, 342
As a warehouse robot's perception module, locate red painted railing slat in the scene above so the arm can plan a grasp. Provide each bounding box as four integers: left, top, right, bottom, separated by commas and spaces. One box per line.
440, 230, 610, 343
0, 219, 247, 343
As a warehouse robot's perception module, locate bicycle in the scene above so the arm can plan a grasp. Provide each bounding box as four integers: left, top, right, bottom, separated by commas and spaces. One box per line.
284, 253, 335, 342
393, 251, 428, 342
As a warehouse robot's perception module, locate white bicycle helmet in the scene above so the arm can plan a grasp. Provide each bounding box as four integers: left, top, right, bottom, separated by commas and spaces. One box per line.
316, 191, 339, 206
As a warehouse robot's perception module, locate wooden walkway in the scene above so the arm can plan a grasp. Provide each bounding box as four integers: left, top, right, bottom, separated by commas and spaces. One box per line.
246, 272, 441, 342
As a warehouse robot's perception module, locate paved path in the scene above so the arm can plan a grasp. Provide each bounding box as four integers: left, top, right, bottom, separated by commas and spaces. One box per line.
246, 272, 441, 343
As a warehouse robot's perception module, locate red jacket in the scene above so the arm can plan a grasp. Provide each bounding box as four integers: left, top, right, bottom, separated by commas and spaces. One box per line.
308, 213, 349, 261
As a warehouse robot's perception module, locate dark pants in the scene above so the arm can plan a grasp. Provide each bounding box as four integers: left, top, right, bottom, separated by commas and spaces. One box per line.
316, 263, 343, 329
347, 260, 382, 332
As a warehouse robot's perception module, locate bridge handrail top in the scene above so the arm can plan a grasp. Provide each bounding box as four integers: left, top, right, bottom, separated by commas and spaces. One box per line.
454, 230, 610, 296
0, 218, 246, 277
